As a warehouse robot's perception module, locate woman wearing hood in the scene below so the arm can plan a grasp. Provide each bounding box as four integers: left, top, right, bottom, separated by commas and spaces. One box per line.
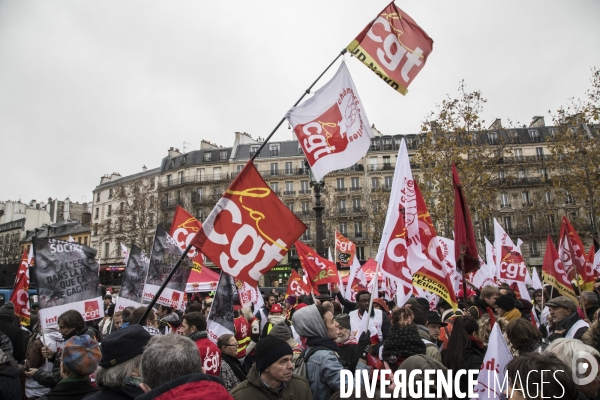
24, 316, 65, 399
292, 304, 370, 400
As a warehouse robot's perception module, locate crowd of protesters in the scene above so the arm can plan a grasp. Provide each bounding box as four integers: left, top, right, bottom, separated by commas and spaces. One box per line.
1, 281, 600, 400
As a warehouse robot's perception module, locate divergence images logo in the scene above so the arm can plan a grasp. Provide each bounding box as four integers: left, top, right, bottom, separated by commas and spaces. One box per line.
572, 351, 599, 385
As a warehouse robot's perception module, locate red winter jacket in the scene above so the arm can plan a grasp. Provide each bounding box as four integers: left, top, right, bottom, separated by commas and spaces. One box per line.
194, 335, 222, 376
135, 373, 232, 400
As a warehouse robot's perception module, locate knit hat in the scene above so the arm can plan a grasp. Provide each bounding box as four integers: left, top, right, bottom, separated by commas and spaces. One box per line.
519, 299, 533, 313
0, 302, 15, 318
99, 325, 151, 368
416, 298, 430, 311
546, 296, 578, 312
269, 322, 292, 341
255, 335, 293, 373
62, 335, 101, 376
382, 324, 426, 363
286, 295, 297, 305
335, 314, 351, 330
495, 295, 515, 311
405, 297, 419, 308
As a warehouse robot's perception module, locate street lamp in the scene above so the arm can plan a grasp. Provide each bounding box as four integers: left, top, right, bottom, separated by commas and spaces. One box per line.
304, 160, 329, 298
304, 160, 325, 258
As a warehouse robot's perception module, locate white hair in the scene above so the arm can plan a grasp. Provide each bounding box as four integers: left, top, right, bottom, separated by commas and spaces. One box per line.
545, 338, 600, 367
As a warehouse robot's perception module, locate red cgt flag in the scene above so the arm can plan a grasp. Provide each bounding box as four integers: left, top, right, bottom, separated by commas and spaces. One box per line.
10, 249, 30, 326
335, 231, 356, 268
170, 206, 205, 272
558, 216, 587, 282
285, 269, 313, 299
347, 1, 433, 95
190, 161, 306, 287
542, 234, 577, 301
294, 241, 339, 287
452, 164, 480, 275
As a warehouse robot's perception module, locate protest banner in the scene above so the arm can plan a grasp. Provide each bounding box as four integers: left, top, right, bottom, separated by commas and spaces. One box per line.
33, 237, 103, 328
142, 225, 193, 311
115, 244, 150, 311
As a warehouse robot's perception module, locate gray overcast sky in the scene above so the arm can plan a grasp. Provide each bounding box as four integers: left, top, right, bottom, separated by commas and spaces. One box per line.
1, 1, 599, 205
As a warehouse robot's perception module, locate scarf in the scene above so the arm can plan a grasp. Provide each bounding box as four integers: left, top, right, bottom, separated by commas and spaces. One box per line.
503, 308, 522, 322
306, 337, 339, 352
188, 331, 208, 342
222, 353, 247, 383
469, 335, 485, 349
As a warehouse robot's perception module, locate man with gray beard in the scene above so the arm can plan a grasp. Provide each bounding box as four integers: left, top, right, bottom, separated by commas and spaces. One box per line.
334, 314, 361, 371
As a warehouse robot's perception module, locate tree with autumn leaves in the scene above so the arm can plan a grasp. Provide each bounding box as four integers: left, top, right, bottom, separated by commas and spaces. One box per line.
547, 67, 600, 241
414, 81, 508, 245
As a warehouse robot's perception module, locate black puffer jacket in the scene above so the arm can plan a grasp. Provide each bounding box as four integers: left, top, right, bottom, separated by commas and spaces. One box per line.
0, 349, 22, 400
0, 315, 27, 363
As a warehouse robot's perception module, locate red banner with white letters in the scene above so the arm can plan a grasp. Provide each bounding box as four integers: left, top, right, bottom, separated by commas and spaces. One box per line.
170, 206, 205, 271
190, 161, 307, 287
542, 234, 576, 301
10, 250, 30, 326
347, 2, 433, 95
285, 269, 312, 298
335, 231, 356, 268
295, 241, 339, 286
558, 216, 587, 282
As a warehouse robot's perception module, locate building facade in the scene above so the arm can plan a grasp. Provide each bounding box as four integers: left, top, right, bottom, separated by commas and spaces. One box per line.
90, 121, 599, 287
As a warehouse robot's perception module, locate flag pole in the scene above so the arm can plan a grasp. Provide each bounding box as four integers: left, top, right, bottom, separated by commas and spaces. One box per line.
460, 245, 468, 309
574, 270, 589, 321
362, 262, 380, 335
137, 242, 193, 324
250, 49, 347, 162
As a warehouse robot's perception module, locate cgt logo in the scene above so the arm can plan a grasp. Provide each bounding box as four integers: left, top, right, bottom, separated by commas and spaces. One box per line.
171, 291, 181, 308
83, 300, 101, 320
572, 351, 599, 385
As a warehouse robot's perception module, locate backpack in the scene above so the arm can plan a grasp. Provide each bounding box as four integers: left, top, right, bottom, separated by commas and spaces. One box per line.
293, 345, 331, 377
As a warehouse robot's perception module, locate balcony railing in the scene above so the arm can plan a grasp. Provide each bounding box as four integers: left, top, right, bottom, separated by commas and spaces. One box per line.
497, 155, 545, 164
159, 174, 232, 188
492, 177, 552, 187
299, 189, 311, 194
335, 187, 347, 192
350, 186, 362, 191
160, 198, 185, 208
283, 190, 296, 196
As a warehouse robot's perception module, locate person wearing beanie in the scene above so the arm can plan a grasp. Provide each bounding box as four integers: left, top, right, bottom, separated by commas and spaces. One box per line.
547, 296, 589, 341
268, 322, 302, 363
495, 295, 522, 322
39, 335, 101, 400
26, 309, 89, 389
284, 295, 297, 321
292, 304, 369, 400
334, 313, 362, 372
85, 325, 151, 400
381, 324, 427, 368
230, 335, 312, 400
0, 301, 27, 363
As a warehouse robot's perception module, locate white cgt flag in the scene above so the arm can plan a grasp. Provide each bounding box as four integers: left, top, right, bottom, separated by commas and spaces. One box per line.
285, 61, 374, 182
472, 323, 513, 399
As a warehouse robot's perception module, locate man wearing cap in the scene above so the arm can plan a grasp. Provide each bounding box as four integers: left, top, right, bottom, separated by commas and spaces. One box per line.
39, 335, 101, 400
230, 335, 312, 400
334, 314, 361, 371
425, 311, 447, 349
547, 296, 589, 341
260, 303, 287, 338
85, 325, 151, 400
